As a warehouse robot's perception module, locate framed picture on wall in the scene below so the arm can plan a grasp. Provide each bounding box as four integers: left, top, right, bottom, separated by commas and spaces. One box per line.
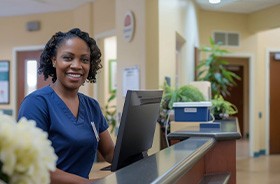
109, 59, 117, 93
0, 60, 10, 104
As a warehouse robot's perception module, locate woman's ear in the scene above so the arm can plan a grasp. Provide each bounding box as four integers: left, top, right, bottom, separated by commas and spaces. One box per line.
52, 58, 56, 68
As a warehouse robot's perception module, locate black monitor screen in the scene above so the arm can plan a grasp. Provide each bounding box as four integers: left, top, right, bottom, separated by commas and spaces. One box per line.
110, 90, 163, 172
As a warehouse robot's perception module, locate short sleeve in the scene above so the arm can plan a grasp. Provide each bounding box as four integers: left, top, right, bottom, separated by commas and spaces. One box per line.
17, 95, 50, 132
91, 99, 109, 134
99, 113, 109, 134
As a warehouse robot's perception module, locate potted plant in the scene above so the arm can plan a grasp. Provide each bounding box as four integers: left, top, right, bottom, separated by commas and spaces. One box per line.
157, 82, 206, 148
158, 82, 206, 126
211, 95, 238, 120
104, 89, 117, 133
196, 37, 240, 119
196, 37, 240, 97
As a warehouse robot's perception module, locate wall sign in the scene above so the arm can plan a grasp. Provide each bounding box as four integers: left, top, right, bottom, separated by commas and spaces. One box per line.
0, 60, 10, 104
122, 66, 140, 97
123, 11, 135, 42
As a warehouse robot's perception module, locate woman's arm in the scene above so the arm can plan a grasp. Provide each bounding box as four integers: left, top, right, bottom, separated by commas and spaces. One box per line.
50, 168, 91, 184
98, 130, 115, 163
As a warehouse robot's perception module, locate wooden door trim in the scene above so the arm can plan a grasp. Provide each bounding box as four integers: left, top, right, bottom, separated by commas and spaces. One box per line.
222, 53, 254, 157
12, 45, 44, 119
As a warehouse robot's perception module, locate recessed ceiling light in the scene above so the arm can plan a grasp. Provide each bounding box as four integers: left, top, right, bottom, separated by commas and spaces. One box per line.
209, 0, 221, 4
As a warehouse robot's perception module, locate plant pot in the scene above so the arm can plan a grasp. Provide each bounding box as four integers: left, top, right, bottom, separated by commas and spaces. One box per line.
214, 113, 229, 120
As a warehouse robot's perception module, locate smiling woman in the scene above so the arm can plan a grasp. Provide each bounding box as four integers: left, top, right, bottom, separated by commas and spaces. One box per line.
17, 28, 115, 184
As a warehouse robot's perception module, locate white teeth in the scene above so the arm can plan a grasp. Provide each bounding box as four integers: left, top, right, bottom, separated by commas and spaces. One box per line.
67, 74, 81, 78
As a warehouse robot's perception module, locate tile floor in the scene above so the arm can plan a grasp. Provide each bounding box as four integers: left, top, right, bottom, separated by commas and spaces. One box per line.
236, 139, 280, 184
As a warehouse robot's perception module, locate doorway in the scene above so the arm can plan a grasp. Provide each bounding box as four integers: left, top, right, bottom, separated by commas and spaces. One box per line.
221, 57, 249, 140
16, 49, 52, 117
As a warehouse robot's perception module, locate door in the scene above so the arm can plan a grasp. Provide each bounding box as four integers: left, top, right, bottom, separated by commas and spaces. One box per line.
269, 52, 280, 154
16, 50, 52, 117
221, 57, 249, 139
224, 64, 244, 135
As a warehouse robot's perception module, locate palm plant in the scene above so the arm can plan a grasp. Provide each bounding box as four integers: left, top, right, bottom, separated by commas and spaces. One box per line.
196, 37, 240, 119
196, 37, 240, 98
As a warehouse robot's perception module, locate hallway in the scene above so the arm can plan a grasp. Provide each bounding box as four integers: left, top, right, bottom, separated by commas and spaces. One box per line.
236, 139, 280, 184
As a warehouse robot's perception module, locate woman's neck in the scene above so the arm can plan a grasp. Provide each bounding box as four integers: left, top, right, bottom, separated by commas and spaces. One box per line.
51, 83, 79, 100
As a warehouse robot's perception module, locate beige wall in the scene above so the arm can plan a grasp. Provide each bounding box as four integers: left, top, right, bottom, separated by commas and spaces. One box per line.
159, 0, 199, 87
115, 0, 147, 109
93, 0, 116, 34
146, 0, 159, 89
198, 6, 280, 155
248, 4, 280, 33
115, 0, 163, 154
0, 10, 74, 117
0, 2, 116, 118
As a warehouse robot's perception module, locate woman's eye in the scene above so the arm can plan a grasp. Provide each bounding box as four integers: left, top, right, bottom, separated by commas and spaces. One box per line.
63, 56, 72, 61
82, 58, 90, 63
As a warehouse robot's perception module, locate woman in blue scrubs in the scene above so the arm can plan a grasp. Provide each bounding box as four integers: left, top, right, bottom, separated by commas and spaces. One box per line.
18, 28, 115, 183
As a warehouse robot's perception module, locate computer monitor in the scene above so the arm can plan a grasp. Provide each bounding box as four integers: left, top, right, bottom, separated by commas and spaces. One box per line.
110, 90, 163, 172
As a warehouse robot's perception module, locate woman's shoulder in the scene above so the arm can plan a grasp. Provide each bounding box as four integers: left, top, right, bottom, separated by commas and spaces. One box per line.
18, 86, 53, 121
25, 86, 53, 101
30, 85, 52, 94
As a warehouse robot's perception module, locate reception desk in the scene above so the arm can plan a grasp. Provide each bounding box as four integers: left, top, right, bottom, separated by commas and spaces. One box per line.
93, 118, 241, 184
168, 117, 241, 184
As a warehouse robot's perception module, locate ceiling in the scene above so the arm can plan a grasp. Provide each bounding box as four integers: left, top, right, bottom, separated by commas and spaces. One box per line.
0, 0, 280, 17
196, 0, 280, 14
0, 0, 96, 17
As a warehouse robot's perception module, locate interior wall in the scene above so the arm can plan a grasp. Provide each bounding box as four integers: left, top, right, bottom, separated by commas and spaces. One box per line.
0, 10, 74, 118
159, 0, 199, 88
115, 0, 164, 154
146, 0, 159, 89
248, 5, 280, 33
93, 0, 116, 35
198, 7, 280, 156
0, 1, 116, 119
115, 0, 146, 110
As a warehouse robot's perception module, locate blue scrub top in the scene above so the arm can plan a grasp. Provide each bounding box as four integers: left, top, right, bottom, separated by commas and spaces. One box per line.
18, 86, 109, 178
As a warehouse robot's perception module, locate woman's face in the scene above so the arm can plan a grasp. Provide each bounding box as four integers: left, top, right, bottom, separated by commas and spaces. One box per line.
52, 37, 90, 91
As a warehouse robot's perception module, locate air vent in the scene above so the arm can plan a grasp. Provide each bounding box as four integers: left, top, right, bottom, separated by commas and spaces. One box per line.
214, 32, 239, 46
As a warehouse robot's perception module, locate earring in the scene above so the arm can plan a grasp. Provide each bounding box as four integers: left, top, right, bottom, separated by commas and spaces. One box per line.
53, 63, 55, 68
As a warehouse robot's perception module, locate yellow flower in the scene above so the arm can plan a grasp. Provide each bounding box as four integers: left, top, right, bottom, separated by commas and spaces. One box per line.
0, 114, 57, 184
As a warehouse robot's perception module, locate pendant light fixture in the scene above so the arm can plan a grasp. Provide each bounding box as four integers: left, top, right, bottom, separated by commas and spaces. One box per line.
209, 0, 221, 4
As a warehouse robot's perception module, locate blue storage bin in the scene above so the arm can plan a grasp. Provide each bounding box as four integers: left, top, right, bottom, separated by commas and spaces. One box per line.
173, 102, 212, 122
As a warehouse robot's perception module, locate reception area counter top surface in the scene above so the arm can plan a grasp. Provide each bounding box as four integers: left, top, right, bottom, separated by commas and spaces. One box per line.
93, 118, 241, 184
168, 117, 241, 141
93, 137, 215, 184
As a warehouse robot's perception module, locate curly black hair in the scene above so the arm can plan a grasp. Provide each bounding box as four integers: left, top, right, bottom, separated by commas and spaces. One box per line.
38, 28, 102, 83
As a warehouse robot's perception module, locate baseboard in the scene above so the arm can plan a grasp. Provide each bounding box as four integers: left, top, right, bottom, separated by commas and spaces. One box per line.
253, 149, 266, 157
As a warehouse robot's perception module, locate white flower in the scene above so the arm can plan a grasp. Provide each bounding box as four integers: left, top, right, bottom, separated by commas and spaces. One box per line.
0, 114, 57, 184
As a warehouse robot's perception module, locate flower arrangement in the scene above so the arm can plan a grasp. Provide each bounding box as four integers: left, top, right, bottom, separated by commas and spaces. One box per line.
0, 113, 57, 184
